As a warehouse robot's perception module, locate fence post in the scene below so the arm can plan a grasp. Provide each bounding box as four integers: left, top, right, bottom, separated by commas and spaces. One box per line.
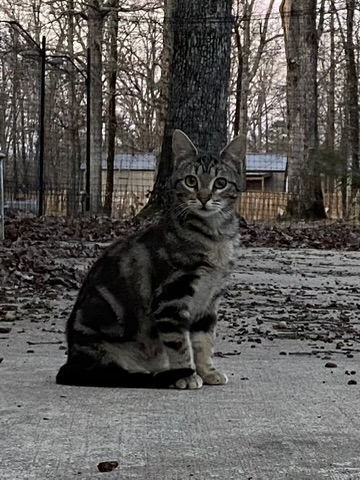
0, 152, 5, 240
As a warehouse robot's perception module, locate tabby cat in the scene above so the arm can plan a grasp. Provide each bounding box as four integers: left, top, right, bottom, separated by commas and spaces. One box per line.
56, 130, 242, 389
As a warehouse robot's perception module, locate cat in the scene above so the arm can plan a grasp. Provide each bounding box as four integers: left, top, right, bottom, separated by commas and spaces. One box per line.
56, 129, 242, 389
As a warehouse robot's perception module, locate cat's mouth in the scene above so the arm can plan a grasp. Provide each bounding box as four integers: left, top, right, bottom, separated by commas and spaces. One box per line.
195, 203, 219, 216
184, 200, 220, 217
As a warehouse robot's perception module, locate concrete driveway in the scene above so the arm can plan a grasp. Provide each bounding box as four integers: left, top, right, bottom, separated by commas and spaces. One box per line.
1, 248, 360, 480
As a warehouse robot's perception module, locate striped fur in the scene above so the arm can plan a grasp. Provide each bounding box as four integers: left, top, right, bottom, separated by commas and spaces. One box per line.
56, 130, 242, 389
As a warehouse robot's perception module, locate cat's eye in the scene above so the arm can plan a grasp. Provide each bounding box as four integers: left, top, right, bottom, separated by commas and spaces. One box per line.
184, 175, 198, 188
213, 177, 227, 189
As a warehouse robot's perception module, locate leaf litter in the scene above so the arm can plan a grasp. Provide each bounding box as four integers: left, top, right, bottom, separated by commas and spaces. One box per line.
1, 216, 359, 386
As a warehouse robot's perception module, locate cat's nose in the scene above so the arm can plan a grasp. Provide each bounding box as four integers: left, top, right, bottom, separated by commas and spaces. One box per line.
197, 191, 211, 205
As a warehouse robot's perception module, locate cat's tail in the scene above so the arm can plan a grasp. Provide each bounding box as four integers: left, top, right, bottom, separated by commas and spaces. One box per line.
56, 361, 194, 388
56, 361, 155, 387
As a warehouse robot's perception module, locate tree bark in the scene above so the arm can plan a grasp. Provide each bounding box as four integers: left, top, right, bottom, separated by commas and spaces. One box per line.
88, 1, 105, 214
325, 9, 335, 153
104, 4, 119, 216
67, 0, 81, 215
324, 7, 335, 194
340, 93, 348, 216
345, 0, 360, 203
155, 0, 173, 149
147, 0, 233, 211
20, 95, 29, 190
280, 0, 326, 219
11, 31, 19, 192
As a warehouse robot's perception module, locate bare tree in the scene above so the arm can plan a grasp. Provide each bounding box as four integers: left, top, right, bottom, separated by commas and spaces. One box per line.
232, 0, 279, 188
83, 0, 161, 213
115, 11, 164, 152
104, 1, 119, 216
280, 0, 326, 219
147, 0, 233, 210
67, 0, 81, 215
345, 0, 360, 201
86, 1, 106, 214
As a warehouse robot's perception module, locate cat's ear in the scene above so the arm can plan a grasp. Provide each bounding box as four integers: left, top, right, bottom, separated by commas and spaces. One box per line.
220, 135, 242, 169
172, 129, 198, 164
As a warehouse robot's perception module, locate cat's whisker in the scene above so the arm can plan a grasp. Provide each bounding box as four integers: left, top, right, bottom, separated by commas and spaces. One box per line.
172, 202, 190, 219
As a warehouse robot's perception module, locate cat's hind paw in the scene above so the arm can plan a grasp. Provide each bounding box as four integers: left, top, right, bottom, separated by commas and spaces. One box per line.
201, 370, 228, 385
173, 373, 203, 390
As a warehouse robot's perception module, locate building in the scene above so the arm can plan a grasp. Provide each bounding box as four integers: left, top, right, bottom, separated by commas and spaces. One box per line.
80, 153, 156, 216
91, 152, 288, 194
80, 152, 288, 216
245, 153, 288, 192
99, 153, 156, 196
81, 153, 156, 192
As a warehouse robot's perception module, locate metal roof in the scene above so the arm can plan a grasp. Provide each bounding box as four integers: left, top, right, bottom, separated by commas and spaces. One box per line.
80, 153, 156, 171
81, 152, 287, 172
104, 153, 156, 171
246, 153, 287, 172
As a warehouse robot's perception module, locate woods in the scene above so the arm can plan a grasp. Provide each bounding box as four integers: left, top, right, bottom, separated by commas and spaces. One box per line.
0, 0, 360, 221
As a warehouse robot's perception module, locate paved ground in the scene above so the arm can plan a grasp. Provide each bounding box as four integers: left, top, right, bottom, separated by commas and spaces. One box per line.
1, 248, 360, 480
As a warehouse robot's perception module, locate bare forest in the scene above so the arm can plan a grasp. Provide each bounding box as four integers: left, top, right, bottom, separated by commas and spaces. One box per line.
0, 0, 360, 221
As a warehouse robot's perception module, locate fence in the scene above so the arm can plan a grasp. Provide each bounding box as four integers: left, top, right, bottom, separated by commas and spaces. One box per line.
238, 192, 359, 223
3, 181, 360, 224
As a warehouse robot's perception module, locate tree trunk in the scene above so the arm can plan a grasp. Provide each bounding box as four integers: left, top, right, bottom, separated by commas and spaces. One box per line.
104, 4, 119, 216
0, 57, 6, 154
67, 0, 80, 215
20, 96, 29, 190
236, 7, 250, 192
256, 69, 266, 151
155, 0, 173, 148
88, 2, 105, 214
233, 18, 246, 190
345, 0, 360, 203
325, 8, 335, 194
147, 0, 232, 211
233, 23, 242, 138
325, 10, 335, 152
280, 0, 326, 219
339, 94, 348, 216
11, 33, 19, 192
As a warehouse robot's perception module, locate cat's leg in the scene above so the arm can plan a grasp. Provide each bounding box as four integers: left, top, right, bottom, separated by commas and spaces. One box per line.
190, 313, 228, 386
153, 308, 197, 379
152, 273, 203, 389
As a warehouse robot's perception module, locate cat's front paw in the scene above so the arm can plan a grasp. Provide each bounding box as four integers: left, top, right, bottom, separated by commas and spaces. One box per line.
173, 373, 203, 390
201, 370, 228, 385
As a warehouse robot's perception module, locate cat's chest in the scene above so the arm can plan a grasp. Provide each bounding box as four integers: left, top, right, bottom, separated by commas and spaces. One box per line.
207, 238, 236, 269
190, 238, 237, 315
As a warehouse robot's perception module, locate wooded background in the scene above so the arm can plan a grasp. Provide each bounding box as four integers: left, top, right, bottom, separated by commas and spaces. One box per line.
0, 0, 359, 222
